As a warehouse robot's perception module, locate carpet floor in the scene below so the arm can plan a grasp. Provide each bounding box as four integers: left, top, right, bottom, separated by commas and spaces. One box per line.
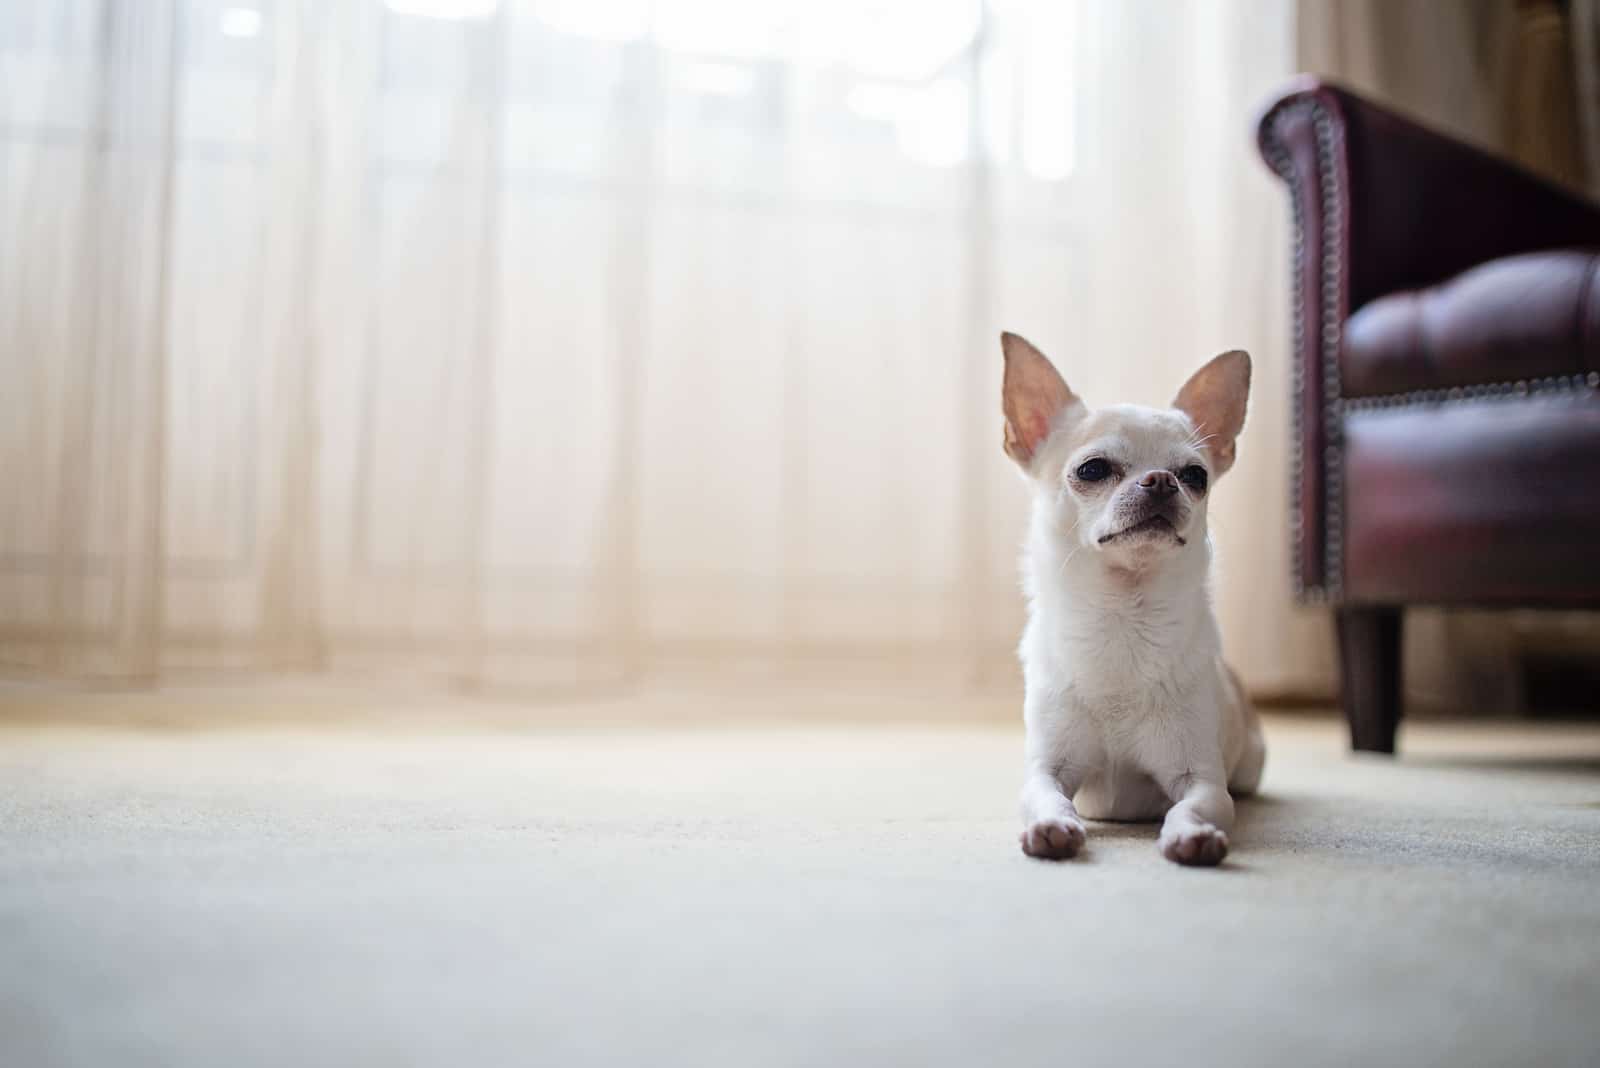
3, 700, 1599, 1067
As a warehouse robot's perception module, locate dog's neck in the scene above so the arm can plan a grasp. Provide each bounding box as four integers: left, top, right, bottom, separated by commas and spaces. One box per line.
1026, 503, 1213, 644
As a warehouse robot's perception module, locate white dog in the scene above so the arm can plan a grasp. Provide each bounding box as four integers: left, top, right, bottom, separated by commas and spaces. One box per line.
1001, 332, 1265, 866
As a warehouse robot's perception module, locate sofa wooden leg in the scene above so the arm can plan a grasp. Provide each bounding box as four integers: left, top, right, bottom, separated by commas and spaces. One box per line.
1336, 607, 1403, 754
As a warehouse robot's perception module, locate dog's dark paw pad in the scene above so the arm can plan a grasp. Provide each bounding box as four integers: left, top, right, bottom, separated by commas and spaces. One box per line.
1159, 825, 1228, 866
1021, 819, 1086, 860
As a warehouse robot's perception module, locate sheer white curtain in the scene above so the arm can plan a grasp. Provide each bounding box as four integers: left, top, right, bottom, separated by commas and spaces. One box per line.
0, 0, 1329, 699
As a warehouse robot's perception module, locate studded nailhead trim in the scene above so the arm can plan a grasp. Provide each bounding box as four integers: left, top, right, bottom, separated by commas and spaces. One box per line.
1341, 371, 1600, 412
1261, 97, 1341, 604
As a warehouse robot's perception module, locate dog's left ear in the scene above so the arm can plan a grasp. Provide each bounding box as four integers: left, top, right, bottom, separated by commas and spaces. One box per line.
1173, 350, 1251, 475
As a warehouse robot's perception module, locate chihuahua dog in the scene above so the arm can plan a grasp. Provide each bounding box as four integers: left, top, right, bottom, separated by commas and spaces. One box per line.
1001, 332, 1264, 866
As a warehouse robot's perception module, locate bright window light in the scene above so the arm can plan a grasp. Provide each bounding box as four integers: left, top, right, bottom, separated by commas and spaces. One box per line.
218, 6, 262, 38
534, 0, 980, 79
1020, 1, 1074, 179
846, 83, 921, 123
656, 0, 778, 59
834, 0, 981, 82
675, 62, 757, 97
532, 0, 648, 42
898, 78, 969, 169
384, 0, 500, 19
848, 79, 970, 169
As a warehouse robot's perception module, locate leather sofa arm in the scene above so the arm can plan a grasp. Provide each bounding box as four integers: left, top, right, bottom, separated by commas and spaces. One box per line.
1258, 77, 1600, 313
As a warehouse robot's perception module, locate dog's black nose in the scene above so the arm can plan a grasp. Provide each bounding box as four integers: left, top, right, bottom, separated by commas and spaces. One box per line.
1137, 470, 1179, 498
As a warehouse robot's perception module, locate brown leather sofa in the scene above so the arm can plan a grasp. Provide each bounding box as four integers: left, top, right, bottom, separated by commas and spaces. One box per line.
1256, 77, 1600, 753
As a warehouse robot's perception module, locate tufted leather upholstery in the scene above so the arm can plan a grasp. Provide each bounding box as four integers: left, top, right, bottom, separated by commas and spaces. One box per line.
1257, 78, 1600, 751
1342, 251, 1600, 398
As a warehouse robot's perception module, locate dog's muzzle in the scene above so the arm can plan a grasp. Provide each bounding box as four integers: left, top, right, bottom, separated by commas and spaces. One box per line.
1098, 500, 1187, 546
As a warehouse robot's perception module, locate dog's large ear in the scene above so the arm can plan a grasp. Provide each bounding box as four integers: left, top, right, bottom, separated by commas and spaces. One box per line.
1001, 332, 1081, 466
1173, 349, 1251, 475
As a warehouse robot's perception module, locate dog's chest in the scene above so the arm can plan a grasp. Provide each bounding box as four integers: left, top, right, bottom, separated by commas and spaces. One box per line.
1051, 588, 1192, 670
1073, 759, 1171, 821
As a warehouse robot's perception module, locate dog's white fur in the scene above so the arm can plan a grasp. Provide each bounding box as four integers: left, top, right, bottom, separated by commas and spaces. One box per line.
1001, 332, 1265, 866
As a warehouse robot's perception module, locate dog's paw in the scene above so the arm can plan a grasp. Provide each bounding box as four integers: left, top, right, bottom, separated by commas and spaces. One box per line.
1020, 817, 1087, 860
1158, 823, 1229, 866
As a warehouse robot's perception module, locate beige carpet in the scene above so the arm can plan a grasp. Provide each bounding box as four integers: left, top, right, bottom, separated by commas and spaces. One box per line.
3, 696, 1599, 1067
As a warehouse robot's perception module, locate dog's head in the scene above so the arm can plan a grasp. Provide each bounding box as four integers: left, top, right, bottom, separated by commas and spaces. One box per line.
999, 331, 1250, 573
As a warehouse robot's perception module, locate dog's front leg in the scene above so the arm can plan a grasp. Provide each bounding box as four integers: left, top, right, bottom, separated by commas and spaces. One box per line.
1155, 768, 1234, 866
1019, 762, 1087, 860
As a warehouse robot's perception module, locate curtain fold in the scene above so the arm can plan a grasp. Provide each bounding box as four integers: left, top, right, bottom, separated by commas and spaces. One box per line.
1572, 0, 1600, 199
2, 0, 1323, 700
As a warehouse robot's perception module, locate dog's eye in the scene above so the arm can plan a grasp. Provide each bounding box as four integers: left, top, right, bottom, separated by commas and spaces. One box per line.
1178, 464, 1208, 493
1074, 458, 1112, 482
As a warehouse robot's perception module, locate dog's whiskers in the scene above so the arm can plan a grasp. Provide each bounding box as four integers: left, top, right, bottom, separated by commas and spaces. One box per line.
1055, 517, 1082, 576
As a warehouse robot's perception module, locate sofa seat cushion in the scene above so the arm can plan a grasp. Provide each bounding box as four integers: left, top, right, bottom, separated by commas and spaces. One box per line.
1341, 249, 1600, 398
1341, 389, 1600, 605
